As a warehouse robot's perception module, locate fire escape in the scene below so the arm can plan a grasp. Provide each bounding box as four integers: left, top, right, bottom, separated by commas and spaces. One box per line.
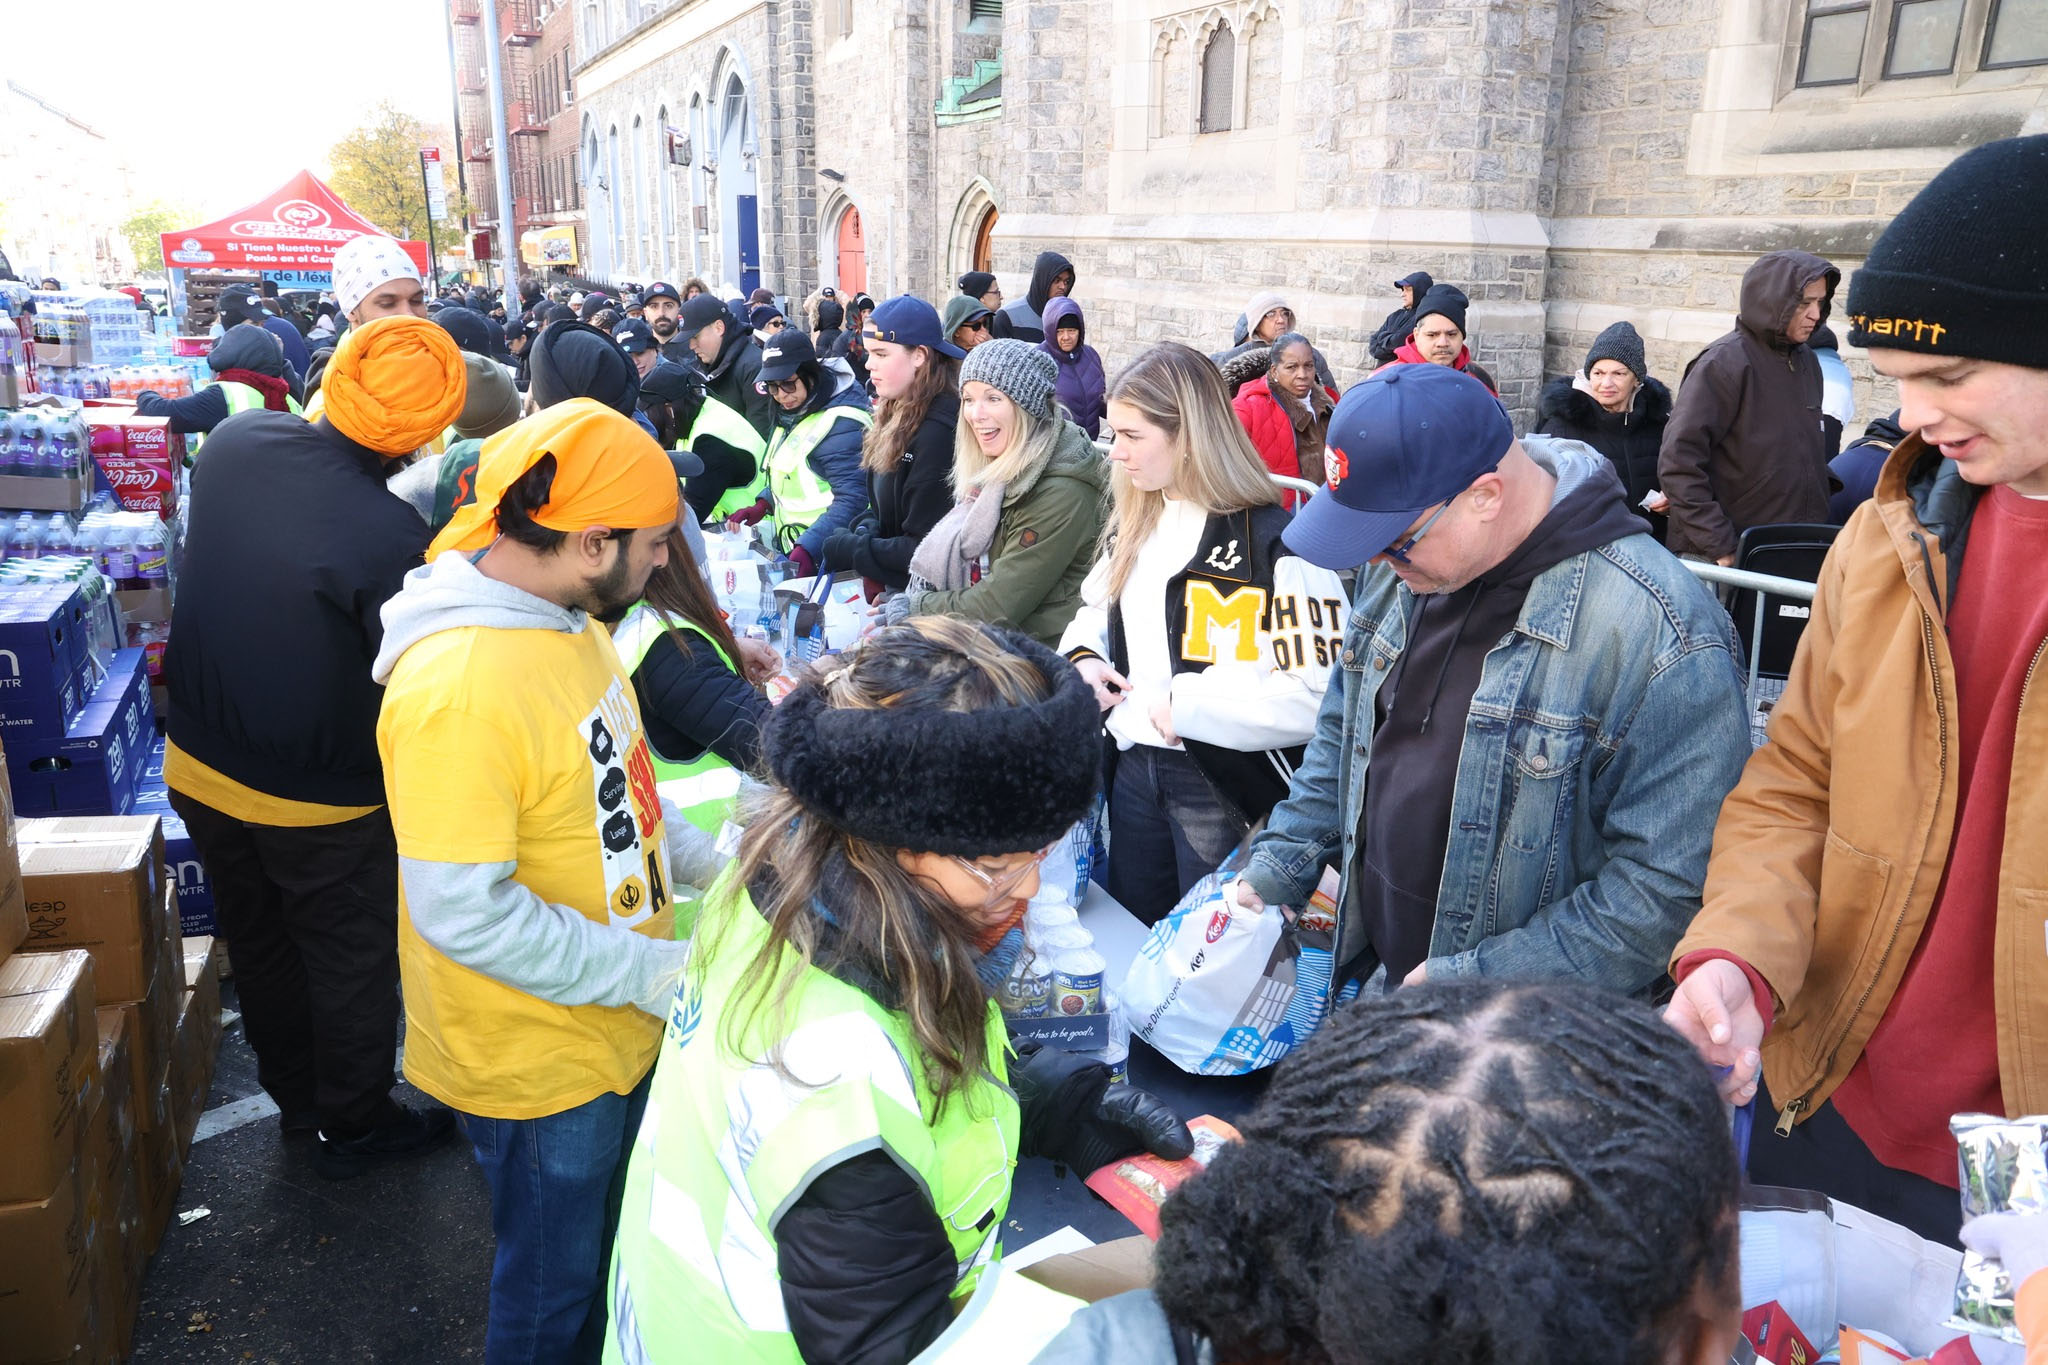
500, 0, 547, 254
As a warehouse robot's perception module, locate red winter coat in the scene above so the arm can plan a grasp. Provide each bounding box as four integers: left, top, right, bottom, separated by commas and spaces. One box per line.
1233, 377, 1338, 507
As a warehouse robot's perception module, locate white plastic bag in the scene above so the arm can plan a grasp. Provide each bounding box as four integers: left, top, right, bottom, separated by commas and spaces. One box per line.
1117, 859, 1355, 1075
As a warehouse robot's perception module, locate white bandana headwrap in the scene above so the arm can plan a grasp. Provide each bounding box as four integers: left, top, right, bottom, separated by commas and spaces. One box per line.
332, 235, 422, 317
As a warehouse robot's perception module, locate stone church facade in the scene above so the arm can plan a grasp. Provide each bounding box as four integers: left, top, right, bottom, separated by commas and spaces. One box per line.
573, 0, 2048, 422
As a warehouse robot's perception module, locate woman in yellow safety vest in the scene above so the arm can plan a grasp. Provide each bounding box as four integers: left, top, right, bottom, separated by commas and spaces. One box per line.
723, 329, 873, 579
604, 618, 1192, 1365
613, 525, 781, 846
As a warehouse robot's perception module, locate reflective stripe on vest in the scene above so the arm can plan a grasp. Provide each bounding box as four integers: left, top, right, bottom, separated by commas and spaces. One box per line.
696, 397, 772, 519
610, 606, 742, 837
217, 380, 302, 418
604, 882, 1017, 1365
765, 405, 872, 548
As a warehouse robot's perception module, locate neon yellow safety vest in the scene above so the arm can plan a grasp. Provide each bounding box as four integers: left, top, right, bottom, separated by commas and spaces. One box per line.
604, 880, 1019, 1365
693, 397, 772, 518
218, 380, 302, 419
765, 405, 872, 551
609, 606, 744, 838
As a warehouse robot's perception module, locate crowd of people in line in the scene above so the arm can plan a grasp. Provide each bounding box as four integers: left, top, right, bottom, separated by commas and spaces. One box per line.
118, 132, 2048, 1362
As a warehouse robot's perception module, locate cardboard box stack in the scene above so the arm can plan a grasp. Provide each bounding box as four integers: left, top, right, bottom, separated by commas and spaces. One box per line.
3, 809, 198, 1363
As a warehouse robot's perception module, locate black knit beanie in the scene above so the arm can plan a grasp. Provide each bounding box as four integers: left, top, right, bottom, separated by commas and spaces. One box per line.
1846, 135, 2048, 368
959, 270, 998, 298
1412, 284, 1470, 336
762, 626, 1101, 857
1584, 320, 1647, 381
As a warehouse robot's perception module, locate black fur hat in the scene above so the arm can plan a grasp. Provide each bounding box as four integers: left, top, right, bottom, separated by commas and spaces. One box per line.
763, 627, 1102, 857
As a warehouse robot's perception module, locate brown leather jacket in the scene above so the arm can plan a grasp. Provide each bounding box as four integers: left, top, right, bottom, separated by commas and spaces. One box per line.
1672, 434, 2048, 1133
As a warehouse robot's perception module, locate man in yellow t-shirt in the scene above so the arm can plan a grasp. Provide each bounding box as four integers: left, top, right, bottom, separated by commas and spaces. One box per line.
163, 317, 468, 1179
374, 399, 695, 1363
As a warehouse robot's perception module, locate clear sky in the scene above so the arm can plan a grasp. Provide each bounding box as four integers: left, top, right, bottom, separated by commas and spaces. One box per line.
6, 0, 456, 218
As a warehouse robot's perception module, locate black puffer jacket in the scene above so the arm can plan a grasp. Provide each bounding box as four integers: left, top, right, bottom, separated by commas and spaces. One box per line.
630, 627, 767, 772
1533, 375, 1673, 540
821, 394, 959, 590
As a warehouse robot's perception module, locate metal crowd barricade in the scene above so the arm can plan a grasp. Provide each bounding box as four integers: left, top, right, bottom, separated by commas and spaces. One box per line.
1679, 560, 1820, 714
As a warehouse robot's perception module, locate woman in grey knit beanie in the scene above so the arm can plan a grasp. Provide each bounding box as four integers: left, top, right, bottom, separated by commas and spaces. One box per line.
960, 339, 1059, 421
887, 339, 1109, 648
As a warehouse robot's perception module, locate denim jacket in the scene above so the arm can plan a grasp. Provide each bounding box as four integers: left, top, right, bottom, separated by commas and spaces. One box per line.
1242, 438, 1753, 999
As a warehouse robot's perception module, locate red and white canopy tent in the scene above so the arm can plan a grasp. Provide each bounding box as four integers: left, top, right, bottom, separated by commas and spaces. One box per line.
158, 170, 429, 318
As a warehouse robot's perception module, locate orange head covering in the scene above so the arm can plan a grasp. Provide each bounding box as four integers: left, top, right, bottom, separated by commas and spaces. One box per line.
322, 315, 468, 454
428, 397, 680, 559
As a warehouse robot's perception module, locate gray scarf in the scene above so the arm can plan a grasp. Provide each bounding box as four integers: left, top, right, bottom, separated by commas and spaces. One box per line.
907, 481, 1008, 594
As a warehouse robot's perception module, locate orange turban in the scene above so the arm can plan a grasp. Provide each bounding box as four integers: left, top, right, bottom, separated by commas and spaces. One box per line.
429, 397, 681, 558
322, 316, 468, 454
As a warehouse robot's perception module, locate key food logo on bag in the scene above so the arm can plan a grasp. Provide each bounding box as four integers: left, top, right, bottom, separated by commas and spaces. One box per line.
1206, 907, 1231, 943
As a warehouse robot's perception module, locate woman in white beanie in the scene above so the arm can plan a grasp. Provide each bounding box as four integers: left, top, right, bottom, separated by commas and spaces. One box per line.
1211, 288, 1336, 392
894, 339, 1109, 648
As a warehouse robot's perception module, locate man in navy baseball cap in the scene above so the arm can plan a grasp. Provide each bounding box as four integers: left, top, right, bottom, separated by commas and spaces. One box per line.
1235, 356, 1750, 1006
1284, 363, 1514, 577
861, 294, 967, 358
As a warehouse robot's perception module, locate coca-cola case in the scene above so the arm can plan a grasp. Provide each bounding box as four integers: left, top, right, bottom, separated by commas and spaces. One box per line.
85, 411, 183, 518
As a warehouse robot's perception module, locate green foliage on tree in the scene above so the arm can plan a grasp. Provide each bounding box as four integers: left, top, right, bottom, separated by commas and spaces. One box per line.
119, 201, 192, 276
327, 102, 468, 244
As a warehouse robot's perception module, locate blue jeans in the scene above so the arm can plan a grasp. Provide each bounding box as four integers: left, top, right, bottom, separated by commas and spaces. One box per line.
457, 1075, 652, 1365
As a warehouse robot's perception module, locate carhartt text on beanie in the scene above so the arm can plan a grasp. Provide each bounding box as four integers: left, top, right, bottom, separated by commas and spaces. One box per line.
1846, 135, 2048, 368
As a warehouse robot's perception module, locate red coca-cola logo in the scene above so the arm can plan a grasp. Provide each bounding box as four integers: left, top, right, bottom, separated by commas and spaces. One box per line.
102, 464, 166, 490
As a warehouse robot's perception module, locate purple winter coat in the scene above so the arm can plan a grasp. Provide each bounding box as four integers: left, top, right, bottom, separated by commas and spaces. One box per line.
1040, 297, 1106, 439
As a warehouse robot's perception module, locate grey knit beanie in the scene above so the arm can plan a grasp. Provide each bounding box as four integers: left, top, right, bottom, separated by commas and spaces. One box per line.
961, 338, 1059, 421
1584, 321, 1647, 381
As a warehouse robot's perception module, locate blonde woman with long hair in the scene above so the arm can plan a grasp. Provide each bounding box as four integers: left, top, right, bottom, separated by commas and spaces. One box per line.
896, 339, 1108, 648
1059, 342, 1350, 923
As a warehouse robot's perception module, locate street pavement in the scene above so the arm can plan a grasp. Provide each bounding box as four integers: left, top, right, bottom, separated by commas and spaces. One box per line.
132, 983, 492, 1361
133, 983, 1264, 1360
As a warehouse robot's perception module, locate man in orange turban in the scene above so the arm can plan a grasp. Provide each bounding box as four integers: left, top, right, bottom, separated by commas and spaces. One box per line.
162, 315, 469, 1182
371, 396, 687, 1356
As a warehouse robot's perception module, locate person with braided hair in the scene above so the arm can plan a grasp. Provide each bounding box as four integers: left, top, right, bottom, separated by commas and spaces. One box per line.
1036, 980, 1744, 1364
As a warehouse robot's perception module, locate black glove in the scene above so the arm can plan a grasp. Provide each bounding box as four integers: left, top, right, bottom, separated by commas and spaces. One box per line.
1012, 1040, 1194, 1172
820, 527, 863, 575
1061, 1084, 1196, 1174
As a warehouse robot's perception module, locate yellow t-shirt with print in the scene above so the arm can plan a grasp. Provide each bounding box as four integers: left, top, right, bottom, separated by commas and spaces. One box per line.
378, 618, 675, 1120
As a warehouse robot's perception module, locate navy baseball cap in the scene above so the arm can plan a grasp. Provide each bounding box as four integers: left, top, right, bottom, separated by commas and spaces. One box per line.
1282, 364, 1515, 569
678, 292, 730, 341
758, 329, 818, 383
865, 295, 967, 359
643, 281, 682, 304
612, 317, 657, 355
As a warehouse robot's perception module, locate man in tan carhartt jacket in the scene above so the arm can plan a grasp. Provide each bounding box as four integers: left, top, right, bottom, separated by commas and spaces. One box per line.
1666, 135, 2048, 1245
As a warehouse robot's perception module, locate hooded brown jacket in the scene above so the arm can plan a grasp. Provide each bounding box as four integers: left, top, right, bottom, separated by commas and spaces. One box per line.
1658, 250, 1841, 560
1671, 435, 2048, 1131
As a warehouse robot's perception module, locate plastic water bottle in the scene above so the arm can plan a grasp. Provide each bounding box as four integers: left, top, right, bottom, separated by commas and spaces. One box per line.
133, 517, 168, 585
102, 519, 136, 587
42, 515, 75, 557
11, 411, 42, 475
7, 515, 40, 560
42, 416, 76, 479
